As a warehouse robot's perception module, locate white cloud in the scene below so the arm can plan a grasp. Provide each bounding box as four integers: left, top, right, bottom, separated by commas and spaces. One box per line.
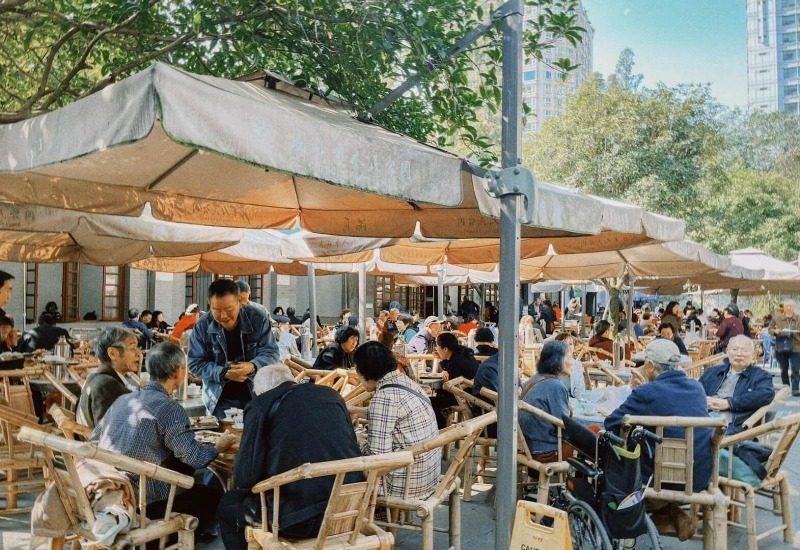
623, 8, 631, 16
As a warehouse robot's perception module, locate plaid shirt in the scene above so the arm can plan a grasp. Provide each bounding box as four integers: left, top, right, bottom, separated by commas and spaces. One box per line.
91, 382, 218, 502
361, 370, 441, 498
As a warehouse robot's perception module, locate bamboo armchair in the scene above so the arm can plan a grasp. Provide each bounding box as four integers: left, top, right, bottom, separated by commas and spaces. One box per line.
376, 412, 497, 550
245, 451, 414, 550
443, 377, 497, 501
17, 426, 198, 549
718, 412, 800, 550
515, 400, 570, 505
0, 399, 48, 514
622, 414, 730, 550
42, 370, 79, 413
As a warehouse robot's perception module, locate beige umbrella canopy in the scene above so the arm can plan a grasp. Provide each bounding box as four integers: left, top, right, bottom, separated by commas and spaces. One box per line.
0, 63, 683, 244
0, 203, 240, 264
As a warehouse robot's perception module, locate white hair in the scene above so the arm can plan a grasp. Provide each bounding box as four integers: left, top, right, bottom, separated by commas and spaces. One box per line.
727, 334, 755, 351
253, 363, 294, 396
784, 299, 796, 308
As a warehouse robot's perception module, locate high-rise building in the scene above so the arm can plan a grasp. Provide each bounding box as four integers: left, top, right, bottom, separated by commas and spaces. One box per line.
522, 2, 594, 132
747, 0, 800, 113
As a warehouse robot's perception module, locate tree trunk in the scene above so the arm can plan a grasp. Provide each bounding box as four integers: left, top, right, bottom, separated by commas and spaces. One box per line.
730, 288, 740, 305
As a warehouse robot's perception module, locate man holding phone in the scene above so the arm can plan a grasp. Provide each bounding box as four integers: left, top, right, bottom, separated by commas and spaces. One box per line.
189, 278, 279, 418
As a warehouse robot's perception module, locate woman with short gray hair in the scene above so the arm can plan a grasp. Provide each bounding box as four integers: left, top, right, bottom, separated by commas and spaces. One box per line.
78, 326, 140, 428
146, 341, 187, 381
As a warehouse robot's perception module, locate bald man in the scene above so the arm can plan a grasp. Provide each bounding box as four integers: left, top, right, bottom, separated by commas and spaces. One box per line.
699, 335, 775, 434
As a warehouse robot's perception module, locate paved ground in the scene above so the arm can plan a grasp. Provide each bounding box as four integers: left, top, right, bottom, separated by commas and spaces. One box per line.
3, 374, 800, 549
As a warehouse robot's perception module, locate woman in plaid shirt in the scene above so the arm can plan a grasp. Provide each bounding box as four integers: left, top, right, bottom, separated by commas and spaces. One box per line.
352, 342, 441, 498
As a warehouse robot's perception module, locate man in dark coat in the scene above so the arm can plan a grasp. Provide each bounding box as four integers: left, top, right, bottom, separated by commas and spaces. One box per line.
217, 364, 362, 550
700, 335, 775, 434
20, 313, 72, 353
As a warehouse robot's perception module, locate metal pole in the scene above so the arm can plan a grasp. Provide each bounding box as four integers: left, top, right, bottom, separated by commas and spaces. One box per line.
580, 284, 587, 338
496, 1, 523, 547
437, 269, 445, 319
21, 263, 26, 333
307, 263, 318, 357
627, 276, 635, 341
358, 263, 367, 342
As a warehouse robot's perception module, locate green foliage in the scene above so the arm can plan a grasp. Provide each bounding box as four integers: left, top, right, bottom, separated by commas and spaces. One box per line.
526, 48, 800, 262
0, 0, 586, 163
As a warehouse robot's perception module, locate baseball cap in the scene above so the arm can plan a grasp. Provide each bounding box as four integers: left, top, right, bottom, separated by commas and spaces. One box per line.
423, 316, 441, 328
185, 304, 200, 315
644, 338, 682, 367
474, 327, 494, 343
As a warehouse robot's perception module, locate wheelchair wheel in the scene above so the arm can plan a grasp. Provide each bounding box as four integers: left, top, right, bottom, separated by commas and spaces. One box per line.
612, 514, 662, 550
568, 500, 612, 550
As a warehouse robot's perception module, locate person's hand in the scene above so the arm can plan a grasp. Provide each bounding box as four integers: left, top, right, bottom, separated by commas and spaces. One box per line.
630, 367, 648, 389
707, 397, 730, 411
441, 371, 450, 382
348, 405, 367, 421
355, 429, 367, 446
225, 362, 255, 382
215, 432, 238, 452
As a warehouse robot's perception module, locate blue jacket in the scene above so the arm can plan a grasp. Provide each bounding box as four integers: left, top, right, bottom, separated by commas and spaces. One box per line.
188, 303, 279, 414
699, 360, 775, 434
471, 354, 499, 398
123, 319, 154, 347
605, 369, 713, 492
520, 375, 569, 454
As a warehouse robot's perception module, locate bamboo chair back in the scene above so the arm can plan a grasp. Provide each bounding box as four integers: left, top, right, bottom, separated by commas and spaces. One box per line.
684, 353, 726, 380
622, 415, 727, 496
17, 426, 197, 548
741, 385, 791, 436
248, 451, 414, 549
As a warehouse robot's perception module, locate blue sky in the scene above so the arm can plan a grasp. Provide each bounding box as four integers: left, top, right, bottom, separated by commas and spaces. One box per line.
583, 0, 747, 107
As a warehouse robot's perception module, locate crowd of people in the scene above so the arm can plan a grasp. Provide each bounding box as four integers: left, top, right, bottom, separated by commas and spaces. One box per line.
1, 265, 796, 546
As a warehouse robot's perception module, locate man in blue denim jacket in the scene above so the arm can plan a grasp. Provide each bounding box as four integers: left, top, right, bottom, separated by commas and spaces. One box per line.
188, 278, 279, 418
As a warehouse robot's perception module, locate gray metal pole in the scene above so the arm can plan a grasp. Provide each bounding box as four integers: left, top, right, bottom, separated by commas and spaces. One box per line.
627, 277, 635, 341
21, 263, 26, 333
580, 284, 587, 338
307, 263, 318, 357
496, 1, 523, 547
358, 263, 367, 342
437, 270, 445, 319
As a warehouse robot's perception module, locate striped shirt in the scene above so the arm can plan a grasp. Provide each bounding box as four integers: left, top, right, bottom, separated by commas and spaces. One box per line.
91, 382, 218, 502
361, 370, 441, 498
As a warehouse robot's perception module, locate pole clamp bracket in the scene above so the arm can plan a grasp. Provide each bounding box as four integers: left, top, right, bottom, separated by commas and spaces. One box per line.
487, 165, 537, 225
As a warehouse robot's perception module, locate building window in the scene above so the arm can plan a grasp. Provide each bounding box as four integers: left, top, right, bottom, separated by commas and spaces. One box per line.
62, 263, 80, 322
25, 264, 37, 324
545, 71, 553, 80
785, 85, 799, 96
102, 267, 124, 321
523, 70, 536, 81
784, 67, 799, 79
783, 15, 797, 26
785, 102, 800, 113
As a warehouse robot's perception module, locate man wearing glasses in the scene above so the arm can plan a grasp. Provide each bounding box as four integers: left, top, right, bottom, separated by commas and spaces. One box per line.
700, 334, 775, 435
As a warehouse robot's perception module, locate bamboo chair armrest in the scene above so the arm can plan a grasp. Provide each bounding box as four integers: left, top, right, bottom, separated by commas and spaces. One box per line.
16, 427, 195, 489
405, 412, 497, 455
719, 414, 799, 447
518, 400, 565, 428
622, 415, 728, 429
43, 371, 78, 405
742, 386, 791, 430
251, 451, 414, 494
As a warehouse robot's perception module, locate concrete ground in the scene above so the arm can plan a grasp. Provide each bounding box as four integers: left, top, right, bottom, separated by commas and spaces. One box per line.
3, 377, 800, 549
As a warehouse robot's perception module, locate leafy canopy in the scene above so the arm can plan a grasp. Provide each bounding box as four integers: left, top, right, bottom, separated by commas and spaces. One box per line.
0, 0, 586, 162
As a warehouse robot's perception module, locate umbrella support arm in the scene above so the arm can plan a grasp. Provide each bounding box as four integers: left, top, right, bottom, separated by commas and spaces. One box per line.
363, 1, 517, 119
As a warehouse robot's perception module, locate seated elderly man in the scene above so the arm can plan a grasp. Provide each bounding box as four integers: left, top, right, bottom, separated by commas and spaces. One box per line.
352, 341, 440, 498
92, 342, 237, 536
605, 339, 712, 540
217, 364, 361, 549
700, 334, 774, 434
407, 316, 442, 354
77, 326, 140, 428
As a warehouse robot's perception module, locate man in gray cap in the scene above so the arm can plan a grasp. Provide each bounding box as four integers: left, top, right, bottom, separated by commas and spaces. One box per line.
605, 338, 712, 540
407, 316, 442, 354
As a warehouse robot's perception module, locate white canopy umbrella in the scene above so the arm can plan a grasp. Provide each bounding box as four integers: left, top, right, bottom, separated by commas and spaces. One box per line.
0, 202, 240, 264
0, 63, 683, 244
